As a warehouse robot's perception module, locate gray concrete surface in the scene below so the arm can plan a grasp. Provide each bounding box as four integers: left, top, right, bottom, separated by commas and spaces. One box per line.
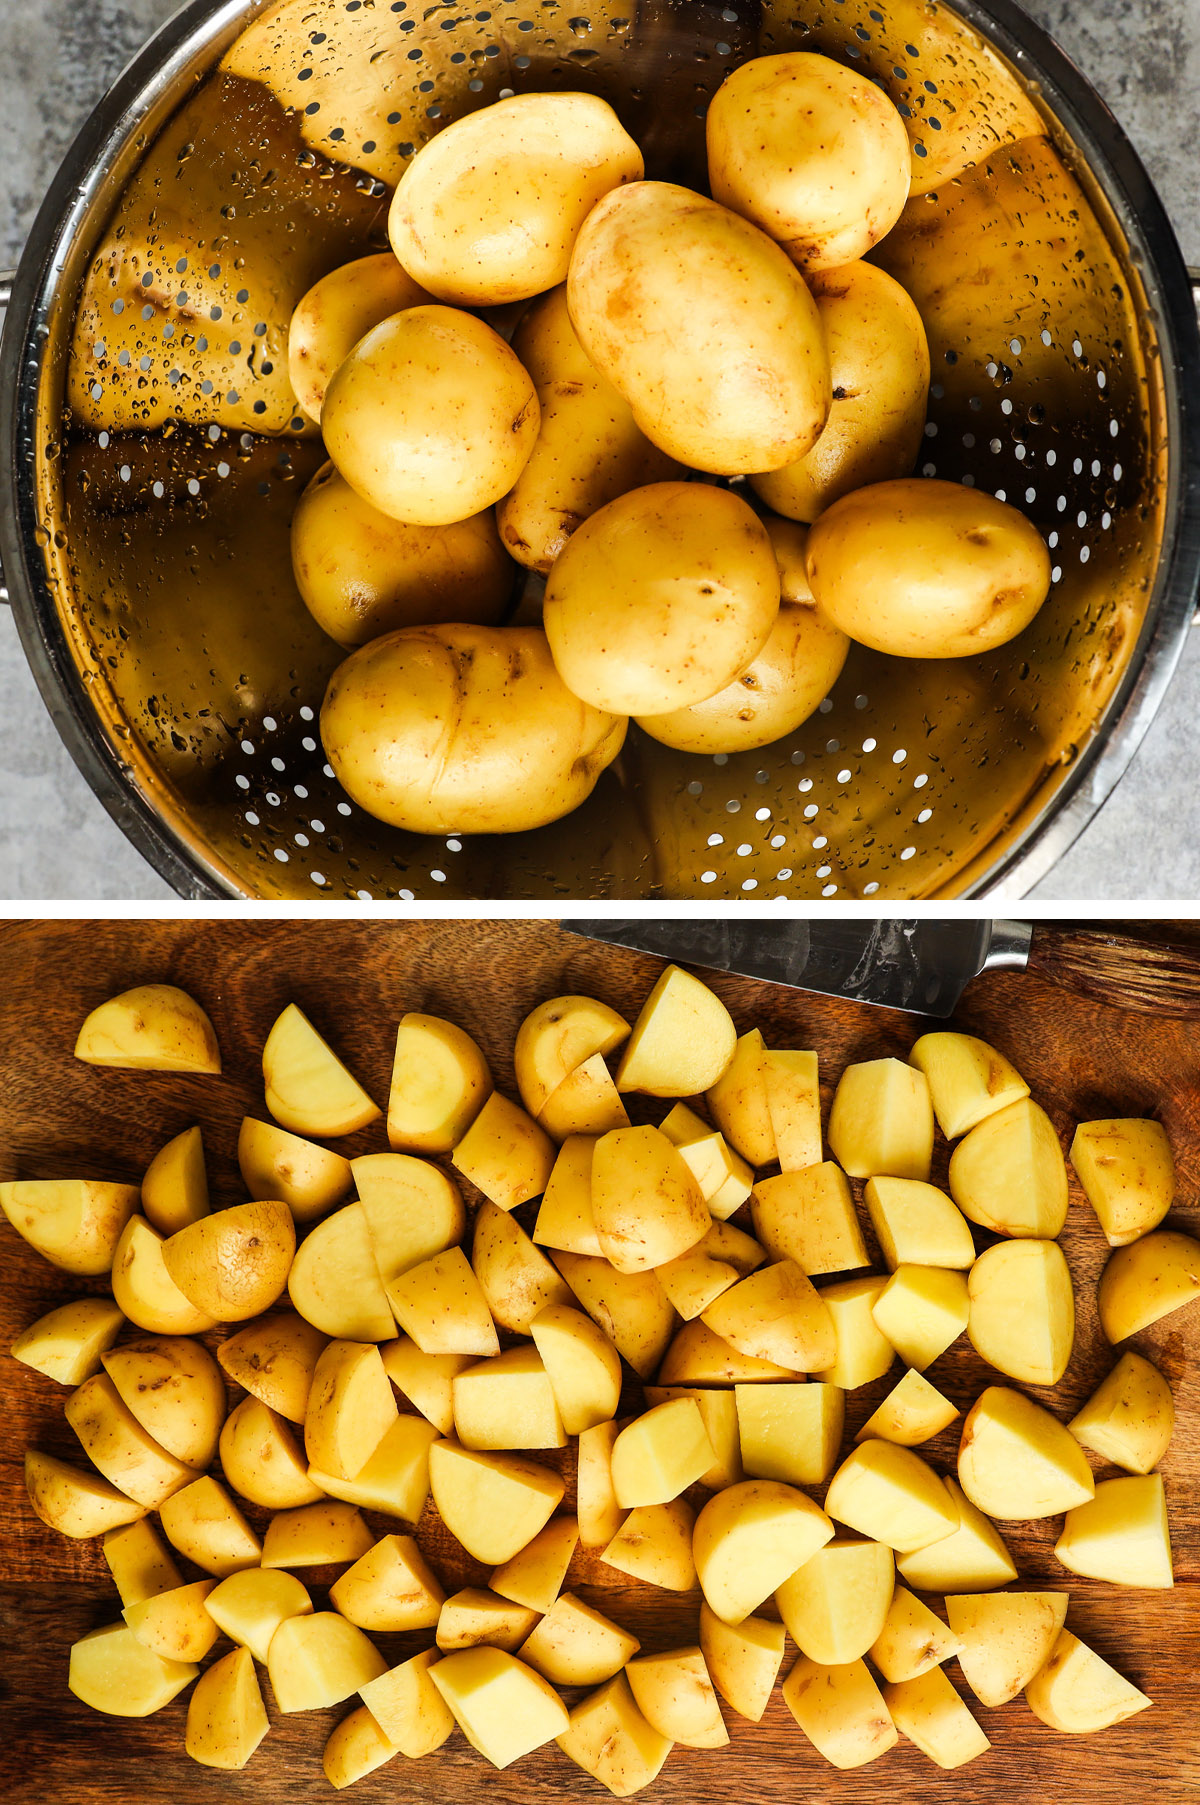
0, 0, 1196, 900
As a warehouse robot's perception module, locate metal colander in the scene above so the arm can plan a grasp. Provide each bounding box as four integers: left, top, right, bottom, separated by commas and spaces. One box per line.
1, 0, 1198, 900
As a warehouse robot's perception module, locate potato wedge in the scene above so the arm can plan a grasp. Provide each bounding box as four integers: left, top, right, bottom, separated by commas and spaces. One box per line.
752, 1163, 868, 1276
592, 1125, 710, 1274
330, 1534, 445, 1630
388, 1012, 491, 1154
162, 1200, 294, 1323
324, 1705, 399, 1790
871, 1265, 968, 1371
453, 1346, 566, 1451
520, 1592, 639, 1686
577, 1420, 625, 1549
601, 1499, 697, 1592
870, 1586, 961, 1684
353, 1152, 466, 1281
694, 1479, 833, 1624
824, 1443, 958, 1553
305, 1340, 398, 1482
308, 1415, 439, 1524
706, 1029, 775, 1166
699, 1602, 785, 1723
645, 1385, 743, 1490
735, 1381, 844, 1485
1068, 1351, 1174, 1474
828, 1059, 933, 1181
958, 1386, 1094, 1519
1054, 1473, 1173, 1588
908, 1032, 1029, 1139
65, 1373, 199, 1508
626, 1647, 727, 1749
220, 1397, 327, 1509
262, 1500, 375, 1569
428, 1440, 565, 1565
946, 1591, 1069, 1707
856, 1369, 959, 1447
388, 1247, 499, 1358
616, 966, 737, 1098
11, 1295, 123, 1386
611, 1398, 714, 1507
967, 1238, 1074, 1385
263, 1003, 380, 1137
0, 1180, 139, 1277
26, 1449, 147, 1539
702, 1261, 836, 1372
380, 1338, 472, 1437
491, 1517, 578, 1614
75, 985, 220, 1073
1024, 1630, 1152, 1732
111, 1215, 217, 1336
762, 1049, 821, 1171
554, 1251, 677, 1377
437, 1589, 539, 1652
1070, 1118, 1174, 1247
815, 1274, 895, 1388
141, 1126, 209, 1235
949, 1098, 1068, 1237
657, 1318, 798, 1385
776, 1536, 895, 1665
556, 1672, 671, 1796
101, 1335, 225, 1468
218, 1312, 329, 1423
358, 1648, 455, 1758
896, 1478, 1017, 1593
782, 1656, 897, 1769
159, 1476, 262, 1575
472, 1202, 573, 1334
539, 1054, 630, 1141
1097, 1228, 1200, 1341
429, 1648, 568, 1771
655, 1220, 763, 1319
533, 1137, 602, 1256
69, 1620, 198, 1716
203, 1568, 314, 1662
124, 1578, 220, 1663
658, 1104, 753, 1221
514, 994, 631, 1118
238, 1116, 353, 1224
269, 1612, 387, 1712
884, 1665, 990, 1769
452, 1091, 556, 1212
863, 1177, 977, 1271
288, 1201, 396, 1342
529, 1304, 622, 1435
103, 1518, 183, 1606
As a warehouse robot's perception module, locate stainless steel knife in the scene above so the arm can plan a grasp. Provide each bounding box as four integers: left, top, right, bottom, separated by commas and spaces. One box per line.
560, 919, 1200, 1018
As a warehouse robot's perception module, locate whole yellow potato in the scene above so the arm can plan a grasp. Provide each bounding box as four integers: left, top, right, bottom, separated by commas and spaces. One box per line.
751, 263, 930, 522
543, 482, 780, 716
322, 306, 539, 526
567, 181, 829, 474
497, 286, 682, 574
637, 520, 849, 752
321, 624, 625, 834
707, 52, 911, 270
287, 254, 431, 423
291, 463, 514, 648
389, 92, 643, 306
806, 479, 1052, 658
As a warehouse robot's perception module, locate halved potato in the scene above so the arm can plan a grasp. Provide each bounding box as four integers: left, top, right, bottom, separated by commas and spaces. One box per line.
353, 1152, 466, 1282
111, 1215, 216, 1336
102, 1335, 225, 1467
827, 1059, 933, 1181
288, 1201, 396, 1342
949, 1098, 1068, 1237
1068, 1351, 1174, 1474
946, 1591, 1069, 1707
694, 1479, 833, 1624
472, 1202, 573, 1334
74, 985, 220, 1073
908, 1032, 1029, 1139
330, 1533, 445, 1631
218, 1312, 329, 1423
0, 1180, 139, 1277
451, 1091, 556, 1212
1024, 1630, 1152, 1732
616, 966, 737, 1098
269, 1612, 387, 1712
25, 1449, 146, 1539
388, 1012, 491, 1154
1097, 1229, 1200, 1341
824, 1442, 958, 1554
515, 995, 631, 1119
238, 1117, 353, 1224
957, 1386, 1094, 1519
11, 1295, 123, 1386
967, 1238, 1074, 1385
141, 1126, 209, 1235
162, 1200, 295, 1323
68, 1620, 198, 1716
263, 1004, 381, 1137
220, 1397, 327, 1509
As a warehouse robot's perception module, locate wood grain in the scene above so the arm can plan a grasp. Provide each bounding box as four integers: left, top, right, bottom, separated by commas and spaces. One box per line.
0, 917, 1196, 1805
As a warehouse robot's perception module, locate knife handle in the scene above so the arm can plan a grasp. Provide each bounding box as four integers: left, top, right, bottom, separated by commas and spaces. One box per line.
1026, 922, 1200, 1018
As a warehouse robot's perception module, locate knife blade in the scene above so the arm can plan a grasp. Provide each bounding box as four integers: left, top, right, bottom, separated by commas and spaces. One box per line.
559, 919, 1034, 1017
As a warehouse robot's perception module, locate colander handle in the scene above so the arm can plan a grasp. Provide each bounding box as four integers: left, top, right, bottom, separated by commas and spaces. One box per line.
0, 267, 12, 606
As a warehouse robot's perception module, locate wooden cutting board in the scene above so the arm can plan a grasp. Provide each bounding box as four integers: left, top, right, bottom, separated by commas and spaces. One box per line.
0, 917, 1195, 1805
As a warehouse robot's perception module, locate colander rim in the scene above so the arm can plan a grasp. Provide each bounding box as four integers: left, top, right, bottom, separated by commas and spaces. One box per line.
1, 0, 1197, 903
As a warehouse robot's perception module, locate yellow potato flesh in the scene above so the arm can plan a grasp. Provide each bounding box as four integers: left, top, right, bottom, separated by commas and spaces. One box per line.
323, 306, 538, 525
600, 1500, 697, 1593
428, 1441, 564, 1566
358, 1648, 456, 1758
74, 984, 220, 1073
436, 1589, 539, 1653
870, 1265, 969, 1371
0, 1180, 139, 1277
491, 1516, 579, 1615
68, 1621, 198, 1717
949, 1097, 1069, 1237
390, 92, 642, 306
499, 284, 681, 575
323, 1705, 400, 1790
735, 1382, 844, 1486
544, 482, 780, 717
261, 1501, 374, 1570
657, 1318, 796, 1386
946, 1591, 1069, 1707
354, 1151, 466, 1285
520, 1593, 639, 1687
645, 1386, 743, 1490
706, 1029, 776, 1165
654, 1241, 742, 1322
869, 1585, 961, 1684
908, 1031, 1030, 1139
1024, 1630, 1152, 1732
124, 1579, 220, 1663
111, 1216, 217, 1337
388, 1012, 491, 1155
707, 52, 911, 271
203, 1568, 314, 1663
805, 478, 1052, 658
617, 965, 738, 1099
538, 1054, 630, 1142
782, 1656, 897, 1769
159, 1476, 262, 1576
814, 1272, 900, 1388
238, 1118, 353, 1225
220, 1397, 325, 1510
533, 1137, 602, 1257
262, 1004, 380, 1139
856, 1369, 960, 1447
626, 1647, 728, 1749
184, 1644, 268, 1770
1070, 1118, 1175, 1246
828, 1057, 934, 1181
591, 1125, 710, 1275
611, 1399, 714, 1508
64, 1373, 199, 1509
702, 1261, 836, 1372
141, 1125, 209, 1236
218, 1311, 329, 1423
556, 1672, 671, 1797
452, 1347, 566, 1452
776, 1537, 895, 1665
751, 261, 929, 523
429, 1648, 568, 1770
162, 1200, 295, 1324
288, 1203, 397, 1343
693, 1479, 833, 1624
269, 1612, 387, 1713
862, 1177, 977, 1271
514, 995, 631, 1119
967, 1238, 1075, 1385
288, 252, 430, 423
387, 1247, 499, 1359
379, 1340, 471, 1438
101, 1334, 225, 1468
1068, 1350, 1174, 1474
553, 1252, 677, 1378
1055, 1474, 1173, 1588
291, 462, 512, 648
330, 1534, 445, 1632
305, 1340, 398, 1482
576, 1420, 625, 1550
102, 1518, 183, 1607
1097, 1228, 1200, 1341
11, 1295, 124, 1387
567, 180, 830, 474
883, 1665, 991, 1769
25, 1450, 147, 1540
472, 1204, 574, 1337
896, 1478, 1017, 1593
957, 1386, 1095, 1520
825, 1441, 959, 1555
699, 1602, 785, 1723
530, 1304, 622, 1436
658, 1106, 754, 1221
